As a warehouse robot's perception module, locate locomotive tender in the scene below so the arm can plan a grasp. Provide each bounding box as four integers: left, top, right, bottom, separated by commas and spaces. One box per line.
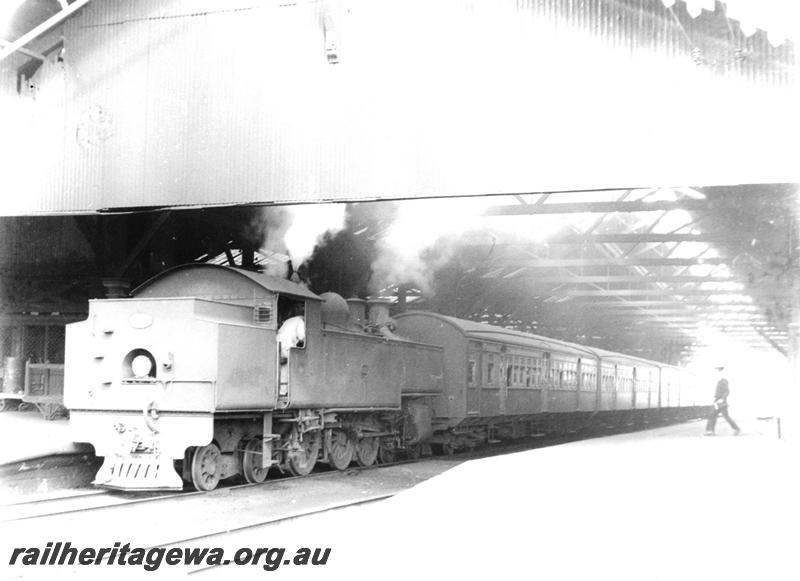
65, 264, 702, 491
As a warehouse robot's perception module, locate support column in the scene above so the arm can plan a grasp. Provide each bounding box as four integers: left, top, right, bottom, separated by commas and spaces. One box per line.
786, 191, 800, 441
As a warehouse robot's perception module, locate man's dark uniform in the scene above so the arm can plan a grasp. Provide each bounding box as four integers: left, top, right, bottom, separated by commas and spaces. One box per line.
705, 374, 740, 435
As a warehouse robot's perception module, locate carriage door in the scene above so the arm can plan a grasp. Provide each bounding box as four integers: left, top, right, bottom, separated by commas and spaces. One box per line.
466, 346, 480, 415
499, 354, 509, 416
542, 353, 551, 412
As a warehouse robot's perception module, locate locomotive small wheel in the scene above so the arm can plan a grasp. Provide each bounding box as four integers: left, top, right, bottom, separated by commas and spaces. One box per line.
377, 441, 396, 465
327, 429, 354, 471
40, 403, 63, 421
286, 431, 320, 477
0, 399, 17, 412
405, 444, 422, 460
242, 438, 270, 484
190, 443, 222, 491
355, 436, 379, 467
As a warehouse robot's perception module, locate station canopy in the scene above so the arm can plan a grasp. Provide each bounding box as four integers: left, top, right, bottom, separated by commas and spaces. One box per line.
0, 0, 797, 213
0, 1, 796, 373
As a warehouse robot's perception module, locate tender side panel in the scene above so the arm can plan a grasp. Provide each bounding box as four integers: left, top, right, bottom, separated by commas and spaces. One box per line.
288, 330, 402, 408
215, 324, 277, 410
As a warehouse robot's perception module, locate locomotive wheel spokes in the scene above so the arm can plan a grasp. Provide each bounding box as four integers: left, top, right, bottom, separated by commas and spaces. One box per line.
286, 430, 320, 477
355, 436, 379, 467
0, 398, 19, 412
377, 439, 396, 464
190, 443, 222, 491
328, 429, 354, 470
242, 438, 269, 484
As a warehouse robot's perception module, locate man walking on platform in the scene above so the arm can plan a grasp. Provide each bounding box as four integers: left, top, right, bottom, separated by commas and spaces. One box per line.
705, 366, 740, 436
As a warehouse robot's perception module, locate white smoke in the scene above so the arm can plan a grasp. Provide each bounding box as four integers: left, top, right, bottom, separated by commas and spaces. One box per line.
370, 197, 492, 294
282, 203, 348, 267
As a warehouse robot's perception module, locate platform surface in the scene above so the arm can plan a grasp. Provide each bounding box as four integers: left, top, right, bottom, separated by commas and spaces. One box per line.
0, 410, 92, 465
1, 417, 796, 581
194, 417, 797, 581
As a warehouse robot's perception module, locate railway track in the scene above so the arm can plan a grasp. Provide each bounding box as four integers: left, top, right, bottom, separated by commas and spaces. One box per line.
0, 488, 186, 522
1, 452, 430, 523
182, 493, 393, 576
2, 417, 698, 523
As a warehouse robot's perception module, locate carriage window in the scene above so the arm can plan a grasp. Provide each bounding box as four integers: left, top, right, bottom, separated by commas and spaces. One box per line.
467, 359, 476, 385
525, 358, 532, 387
551, 361, 561, 384
485, 355, 495, 385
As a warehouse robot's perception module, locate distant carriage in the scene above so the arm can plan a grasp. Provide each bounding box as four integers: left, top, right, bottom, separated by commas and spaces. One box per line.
393, 313, 702, 452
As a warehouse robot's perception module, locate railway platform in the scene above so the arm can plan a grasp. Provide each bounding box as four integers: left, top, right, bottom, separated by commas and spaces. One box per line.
194, 417, 795, 581
0, 409, 92, 465
1, 417, 795, 580
354, 418, 796, 581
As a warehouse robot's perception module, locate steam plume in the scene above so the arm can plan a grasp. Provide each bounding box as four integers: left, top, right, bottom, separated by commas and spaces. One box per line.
369, 197, 491, 294
258, 203, 348, 274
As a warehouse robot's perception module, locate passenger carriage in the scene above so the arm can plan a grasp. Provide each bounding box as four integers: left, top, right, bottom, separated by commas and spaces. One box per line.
394, 311, 702, 448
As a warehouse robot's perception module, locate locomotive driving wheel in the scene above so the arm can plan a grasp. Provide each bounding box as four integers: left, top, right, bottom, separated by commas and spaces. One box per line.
0, 399, 13, 412
327, 429, 354, 470
377, 439, 396, 464
190, 443, 222, 491
286, 430, 320, 477
241, 438, 270, 484
355, 436, 379, 467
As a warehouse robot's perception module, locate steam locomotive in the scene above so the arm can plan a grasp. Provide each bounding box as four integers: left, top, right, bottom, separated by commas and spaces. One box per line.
65, 263, 703, 491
